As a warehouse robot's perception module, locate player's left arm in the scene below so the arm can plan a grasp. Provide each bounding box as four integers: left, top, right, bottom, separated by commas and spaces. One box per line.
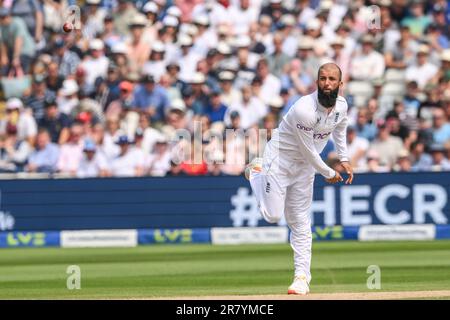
332, 110, 354, 184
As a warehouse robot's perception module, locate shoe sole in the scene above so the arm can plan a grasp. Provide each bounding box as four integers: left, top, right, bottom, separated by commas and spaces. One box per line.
287, 289, 308, 295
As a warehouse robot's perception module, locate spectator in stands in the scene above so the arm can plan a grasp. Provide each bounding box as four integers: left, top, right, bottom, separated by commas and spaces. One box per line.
401, 0, 431, 38
384, 25, 418, 69
217, 71, 242, 109
106, 80, 135, 119
179, 138, 208, 176
354, 108, 377, 142
52, 38, 80, 78
38, 98, 71, 144
26, 129, 59, 173
0, 98, 37, 146
45, 61, 64, 95
0, 6, 35, 75
110, 135, 145, 177
204, 88, 228, 123
350, 34, 385, 81
0, 124, 32, 173
23, 74, 56, 122
148, 136, 172, 176
429, 143, 450, 171
125, 14, 152, 75
224, 85, 267, 130
113, 0, 139, 37
133, 74, 170, 124
370, 122, 404, 169
346, 125, 369, 173
393, 148, 413, 172
76, 138, 110, 178
431, 108, 450, 145
280, 58, 313, 96
80, 39, 110, 88
405, 45, 438, 90
365, 149, 390, 173
410, 140, 432, 171
255, 58, 281, 105
266, 32, 290, 78
56, 123, 84, 176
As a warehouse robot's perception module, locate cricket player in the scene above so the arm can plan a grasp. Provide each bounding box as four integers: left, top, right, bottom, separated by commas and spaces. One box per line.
245, 63, 353, 295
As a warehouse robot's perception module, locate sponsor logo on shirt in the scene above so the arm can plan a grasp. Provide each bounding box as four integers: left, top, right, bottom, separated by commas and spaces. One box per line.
296, 124, 313, 131
313, 132, 332, 140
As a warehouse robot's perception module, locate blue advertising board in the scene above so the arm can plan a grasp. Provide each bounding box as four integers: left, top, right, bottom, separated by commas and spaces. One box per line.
0, 172, 449, 231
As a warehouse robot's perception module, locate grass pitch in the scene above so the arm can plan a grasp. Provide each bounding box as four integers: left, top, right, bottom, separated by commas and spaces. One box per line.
1, 240, 450, 299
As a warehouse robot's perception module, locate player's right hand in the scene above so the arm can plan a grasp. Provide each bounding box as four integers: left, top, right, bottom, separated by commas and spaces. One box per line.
325, 171, 344, 184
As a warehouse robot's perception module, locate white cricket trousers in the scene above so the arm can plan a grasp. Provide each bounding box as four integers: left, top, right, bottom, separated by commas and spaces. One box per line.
249, 141, 315, 283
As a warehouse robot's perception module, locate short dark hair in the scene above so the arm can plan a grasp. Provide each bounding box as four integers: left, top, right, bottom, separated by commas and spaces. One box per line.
317, 63, 342, 81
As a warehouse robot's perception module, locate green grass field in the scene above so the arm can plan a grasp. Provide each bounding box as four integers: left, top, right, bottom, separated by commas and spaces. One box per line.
1, 240, 450, 299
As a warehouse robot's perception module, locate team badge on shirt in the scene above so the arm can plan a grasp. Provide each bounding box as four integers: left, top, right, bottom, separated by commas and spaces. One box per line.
334, 112, 340, 123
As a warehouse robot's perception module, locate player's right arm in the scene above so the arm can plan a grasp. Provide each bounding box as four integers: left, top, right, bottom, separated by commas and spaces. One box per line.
291, 104, 341, 181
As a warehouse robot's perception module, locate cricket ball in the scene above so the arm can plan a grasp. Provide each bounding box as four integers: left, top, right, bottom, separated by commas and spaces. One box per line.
63, 22, 73, 33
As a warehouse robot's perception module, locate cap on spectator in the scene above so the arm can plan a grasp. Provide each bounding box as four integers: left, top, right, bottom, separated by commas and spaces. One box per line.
432, 3, 445, 13
61, 79, 79, 96
234, 35, 252, 48
166, 6, 182, 17
104, 14, 113, 22
76, 111, 92, 123
170, 99, 186, 112
141, 73, 155, 83
193, 14, 209, 26
89, 39, 104, 51
119, 81, 134, 92
143, 1, 158, 13
280, 14, 296, 27
86, 0, 101, 4
217, 24, 229, 35
34, 74, 46, 84
76, 66, 86, 77
207, 48, 218, 58
297, 37, 314, 50
83, 139, 97, 152
44, 98, 57, 108
166, 61, 180, 71
330, 36, 345, 47
116, 135, 131, 145
6, 98, 23, 110
319, 0, 333, 11
182, 23, 199, 37
0, 7, 11, 17
430, 143, 445, 153
179, 34, 193, 47
211, 87, 222, 96
347, 125, 356, 133
269, 96, 284, 109
230, 110, 240, 119
217, 42, 232, 55
54, 38, 66, 49
112, 42, 127, 54
189, 72, 205, 84
270, 0, 282, 4
378, 0, 392, 7
397, 149, 410, 159
440, 49, 450, 62
181, 86, 194, 97
156, 135, 168, 144
129, 14, 147, 27
152, 41, 165, 52
163, 15, 179, 27
306, 18, 321, 30
367, 149, 380, 160
417, 44, 430, 55
360, 34, 375, 44
218, 71, 234, 82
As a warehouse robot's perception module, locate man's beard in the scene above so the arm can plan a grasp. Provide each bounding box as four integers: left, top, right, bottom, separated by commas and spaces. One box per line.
318, 87, 339, 108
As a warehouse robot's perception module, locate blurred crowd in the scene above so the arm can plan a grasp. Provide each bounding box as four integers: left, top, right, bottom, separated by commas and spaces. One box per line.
0, 0, 449, 178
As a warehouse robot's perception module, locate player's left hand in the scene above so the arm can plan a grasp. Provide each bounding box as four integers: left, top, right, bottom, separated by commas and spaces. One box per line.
340, 161, 354, 184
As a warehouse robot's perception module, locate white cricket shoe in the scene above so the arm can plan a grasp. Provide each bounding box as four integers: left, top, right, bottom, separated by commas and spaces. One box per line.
287, 275, 310, 295
245, 157, 263, 180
